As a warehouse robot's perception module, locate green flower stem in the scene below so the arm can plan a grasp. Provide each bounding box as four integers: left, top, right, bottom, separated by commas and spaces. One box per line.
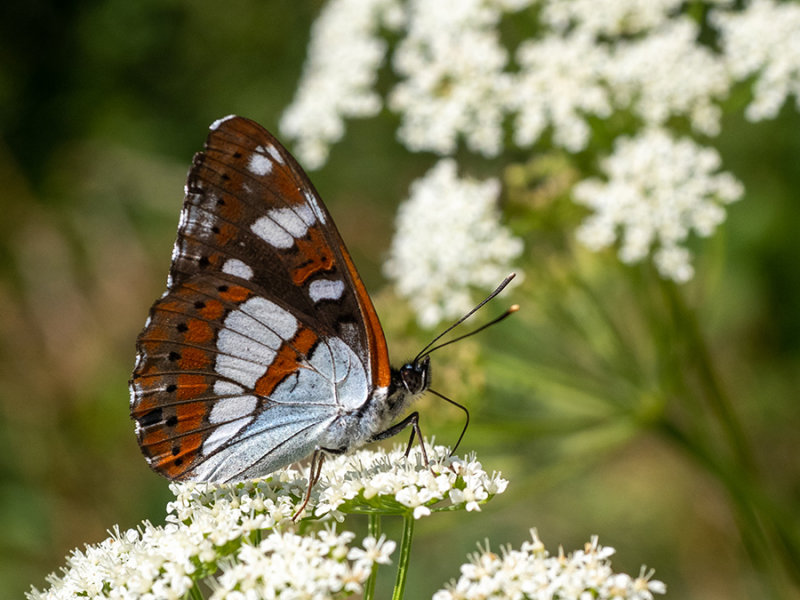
364, 513, 381, 600
659, 420, 800, 593
189, 582, 205, 600
659, 279, 800, 591
661, 279, 756, 473
648, 279, 800, 597
391, 513, 415, 600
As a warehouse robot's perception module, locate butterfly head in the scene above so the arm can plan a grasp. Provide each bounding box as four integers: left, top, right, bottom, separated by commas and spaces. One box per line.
387, 355, 431, 407
396, 355, 431, 396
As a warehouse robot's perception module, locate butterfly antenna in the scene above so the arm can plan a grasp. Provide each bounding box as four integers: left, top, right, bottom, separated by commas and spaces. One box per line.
419, 304, 519, 359
414, 273, 518, 363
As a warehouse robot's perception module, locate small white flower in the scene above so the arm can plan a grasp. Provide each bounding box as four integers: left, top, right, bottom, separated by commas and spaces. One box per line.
712, 0, 800, 121
389, 0, 518, 157
384, 159, 522, 327
608, 18, 729, 135
573, 128, 743, 282
348, 534, 397, 566
209, 529, 377, 599
434, 529, 666, 600
279, 0, 402, 168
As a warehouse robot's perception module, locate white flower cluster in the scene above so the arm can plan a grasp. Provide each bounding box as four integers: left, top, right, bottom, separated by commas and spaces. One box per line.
313, 442, 509, 519
29, 521, 389, 600
433, 529, 667, 600
283, 0, 762, 161
509, 17, 729, 151
712, 0, 800, 121
210, 529, 394, 599
388, 0, 524, 157
166, 442, 507, 523
28, 443, 507, 599
27, 520, 228, 600
511, 31, 612, 152
540, 0, 685, 36
609, 18, 729, 136
166, 472, 305, 535
383, 159, 523, 327
278, 0, 403, 169
573, 128, 743, 282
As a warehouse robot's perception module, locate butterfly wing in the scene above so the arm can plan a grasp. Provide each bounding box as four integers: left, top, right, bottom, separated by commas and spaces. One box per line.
130, 116, 391, 482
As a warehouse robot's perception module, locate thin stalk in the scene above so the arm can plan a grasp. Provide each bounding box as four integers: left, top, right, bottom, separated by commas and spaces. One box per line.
659, 420, 800, 593
364, 513, 381, 600
391, 514, 415, 600
189, 581, 204, 600
661, 279, 756, 473
651, 276, 800, 593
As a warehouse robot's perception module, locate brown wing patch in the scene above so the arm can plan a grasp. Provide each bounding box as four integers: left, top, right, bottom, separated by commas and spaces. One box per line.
289, 226, 336, 285
183, 318, 214, 344
176, 373, 209, 401
142, 431, 204, 480
254, 326, 319, 397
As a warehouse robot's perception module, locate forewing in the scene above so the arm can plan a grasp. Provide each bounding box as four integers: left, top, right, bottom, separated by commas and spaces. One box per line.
169, 115, 389, 382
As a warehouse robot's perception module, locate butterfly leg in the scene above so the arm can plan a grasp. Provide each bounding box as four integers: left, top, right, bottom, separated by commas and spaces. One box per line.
371, 412, 430, 468
292, 449, 326, 521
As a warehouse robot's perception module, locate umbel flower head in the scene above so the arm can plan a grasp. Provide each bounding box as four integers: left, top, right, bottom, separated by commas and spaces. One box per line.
28, 442, 507, 599
573, 128, 743, 282
434, 529, 667, 600
28, 521, 394, 600
384, 159, 523, 327
169, 443, 508, 524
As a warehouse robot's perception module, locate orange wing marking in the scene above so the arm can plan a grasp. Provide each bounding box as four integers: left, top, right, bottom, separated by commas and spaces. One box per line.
255, 327, 319, 398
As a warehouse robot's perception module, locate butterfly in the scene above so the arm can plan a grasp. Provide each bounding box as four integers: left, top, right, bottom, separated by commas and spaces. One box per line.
129, 115, 514, 512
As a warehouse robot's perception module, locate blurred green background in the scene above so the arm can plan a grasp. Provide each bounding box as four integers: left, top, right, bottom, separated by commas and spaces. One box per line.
2, 1, 800, 598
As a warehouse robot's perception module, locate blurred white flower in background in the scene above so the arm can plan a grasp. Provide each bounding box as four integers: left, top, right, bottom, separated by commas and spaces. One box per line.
711, 0, 800, 121
281, 0, 800, 324
389, 0, 521, 157
383, 159, 523, 327
608, 18, 729, 135
573, 128, 743, 282
279, 0, 402, 169
510, 31, 612, 152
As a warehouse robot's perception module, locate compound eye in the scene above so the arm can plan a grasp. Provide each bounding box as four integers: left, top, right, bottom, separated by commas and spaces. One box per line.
399, 361, 428, 394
